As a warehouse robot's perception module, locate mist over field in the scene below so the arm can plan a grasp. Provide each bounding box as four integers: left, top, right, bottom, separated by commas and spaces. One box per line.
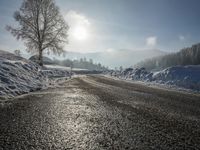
47, 49, 165, 68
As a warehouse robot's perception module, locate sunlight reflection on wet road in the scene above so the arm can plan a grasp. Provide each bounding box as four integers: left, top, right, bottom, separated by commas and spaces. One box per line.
1, 75, 200, 149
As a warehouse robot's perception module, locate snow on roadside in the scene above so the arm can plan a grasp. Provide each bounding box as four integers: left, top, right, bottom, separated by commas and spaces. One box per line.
152, 66, 200, 91
106, 66, 200, 92
0, 50, 70, 99
44, 65, 88, 71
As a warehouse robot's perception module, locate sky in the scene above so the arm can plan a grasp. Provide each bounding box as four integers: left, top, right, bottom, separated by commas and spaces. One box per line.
1, 0, 200, 55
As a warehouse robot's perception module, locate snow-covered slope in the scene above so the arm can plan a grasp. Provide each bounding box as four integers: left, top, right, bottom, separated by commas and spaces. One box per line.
0, 50, 69, 99
152, 66, 200, 90
107, 65, 200, 91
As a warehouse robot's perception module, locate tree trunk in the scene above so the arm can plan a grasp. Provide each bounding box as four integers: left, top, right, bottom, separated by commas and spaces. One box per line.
38, 49, 43, 66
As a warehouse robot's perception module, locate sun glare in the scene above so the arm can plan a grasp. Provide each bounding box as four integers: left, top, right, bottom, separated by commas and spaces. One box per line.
72, 26, 88, 40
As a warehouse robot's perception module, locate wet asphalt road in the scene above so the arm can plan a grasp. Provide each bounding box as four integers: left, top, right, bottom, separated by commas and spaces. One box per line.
1, 75, 200, 150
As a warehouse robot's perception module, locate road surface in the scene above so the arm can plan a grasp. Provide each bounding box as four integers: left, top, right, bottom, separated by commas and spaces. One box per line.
1, 75, 200, 150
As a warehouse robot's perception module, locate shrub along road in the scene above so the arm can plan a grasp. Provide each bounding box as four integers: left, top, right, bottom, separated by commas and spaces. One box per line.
1, 75, 200, 149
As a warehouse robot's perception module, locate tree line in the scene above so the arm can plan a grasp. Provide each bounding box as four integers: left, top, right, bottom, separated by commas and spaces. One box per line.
135, 43, 200, 71
51, 58, 108, 71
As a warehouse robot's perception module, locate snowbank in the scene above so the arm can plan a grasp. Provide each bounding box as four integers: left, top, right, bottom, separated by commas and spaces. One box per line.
0, 50, 69, 99
107, 66, 200, 91
152, 66, 200, 90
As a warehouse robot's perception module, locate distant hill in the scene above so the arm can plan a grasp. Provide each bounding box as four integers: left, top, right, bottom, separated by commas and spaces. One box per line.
27, 49, 166, 68
63, 49, 166, 68
135, 43, 200, 71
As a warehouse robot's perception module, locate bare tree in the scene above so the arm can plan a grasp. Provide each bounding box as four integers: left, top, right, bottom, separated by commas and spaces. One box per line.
7, 0, 69, 66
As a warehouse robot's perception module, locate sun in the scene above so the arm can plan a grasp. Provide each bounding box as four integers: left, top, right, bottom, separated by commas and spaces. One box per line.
72, 26, 88, 40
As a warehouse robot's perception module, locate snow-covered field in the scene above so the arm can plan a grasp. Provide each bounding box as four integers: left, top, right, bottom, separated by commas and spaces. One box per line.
44, 65, 88, 71
0, 50, 70, 99
107, 66, 200, 92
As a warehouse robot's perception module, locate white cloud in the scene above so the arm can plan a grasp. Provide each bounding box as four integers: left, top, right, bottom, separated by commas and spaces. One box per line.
65, 10, 90, 27
179, 35, 185, 41
106, 48, 115, 53
146, 36, 157, 47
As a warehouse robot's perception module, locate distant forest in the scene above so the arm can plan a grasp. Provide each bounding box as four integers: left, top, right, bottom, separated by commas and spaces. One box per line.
135, 43, 200, 71
55, 58, 108, 71
29, 55, 108, 71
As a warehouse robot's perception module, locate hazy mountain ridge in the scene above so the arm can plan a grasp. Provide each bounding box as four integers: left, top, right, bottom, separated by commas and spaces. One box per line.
62, 49, 166, 68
